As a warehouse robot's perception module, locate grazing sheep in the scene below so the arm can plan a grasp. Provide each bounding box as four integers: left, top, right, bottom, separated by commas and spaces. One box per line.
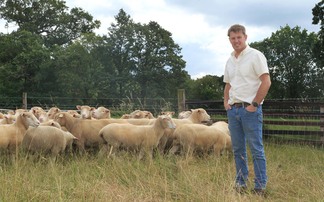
169, 123, 232, 157
0, 112, 40, 153
22, 126, 77, 156
99, 115, 176, 160
92, 106, 111, 119
76, 105, 95, 119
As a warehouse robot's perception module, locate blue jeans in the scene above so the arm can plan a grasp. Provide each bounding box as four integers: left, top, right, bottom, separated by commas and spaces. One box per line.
227, 105, 267, 189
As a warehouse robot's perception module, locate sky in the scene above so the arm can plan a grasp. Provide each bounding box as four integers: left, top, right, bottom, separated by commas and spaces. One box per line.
0, 0, 321, 79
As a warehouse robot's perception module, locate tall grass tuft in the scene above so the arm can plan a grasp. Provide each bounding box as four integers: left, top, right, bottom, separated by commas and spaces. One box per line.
0, 143, 323, 201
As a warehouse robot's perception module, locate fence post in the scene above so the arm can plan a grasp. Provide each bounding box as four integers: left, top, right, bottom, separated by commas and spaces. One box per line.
177, 89, 185, 113
22, 92, 27, 110
320, 105, 324, 143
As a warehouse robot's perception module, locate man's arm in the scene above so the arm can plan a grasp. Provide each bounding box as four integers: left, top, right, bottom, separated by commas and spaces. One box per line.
252, 73, 271, 105
224, 83, 231, 110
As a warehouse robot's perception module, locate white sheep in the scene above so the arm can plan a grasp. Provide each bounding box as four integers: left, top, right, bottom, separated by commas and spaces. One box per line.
54, 112, 116, 152
169, 123, 232, 157
0, 114, 15, 124
158, 108, 211, 154
67, 110, 81, 118
40, 119, 62, 129
178, 110, 192, 119
29, 106, 45, 119
129, 110, 155, 119
46, 107, 61, 120
92, 106, 111, 119
211, 121, 232, 153
76, 105, 95, 119
99, 115, 176, 160
22, 126, 77, 156
0, 112, 40, 153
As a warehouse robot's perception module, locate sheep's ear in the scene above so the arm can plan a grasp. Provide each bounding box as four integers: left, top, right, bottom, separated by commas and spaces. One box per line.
190, 109, 194, 112
90, 107, 96, 110
76, 105, 81, 110
59, 113, 64, 118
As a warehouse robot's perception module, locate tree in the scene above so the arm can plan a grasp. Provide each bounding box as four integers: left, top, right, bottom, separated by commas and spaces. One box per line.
187, 75, 223, 100
52, 33, 106, 100
106, 9, 189, 99
250, 25, 321, 99
0, 30, 49, 96
0, 0, 100, 47
312, 0, 324, 96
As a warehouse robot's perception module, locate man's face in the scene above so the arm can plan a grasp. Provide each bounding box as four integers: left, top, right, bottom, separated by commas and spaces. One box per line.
229, 31, 247, 53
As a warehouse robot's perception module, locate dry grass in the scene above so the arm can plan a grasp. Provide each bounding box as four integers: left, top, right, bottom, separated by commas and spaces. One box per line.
0, 143, 323, 202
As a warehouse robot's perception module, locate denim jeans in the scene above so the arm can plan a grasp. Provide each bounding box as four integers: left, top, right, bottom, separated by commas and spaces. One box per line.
227, 105, 267, 189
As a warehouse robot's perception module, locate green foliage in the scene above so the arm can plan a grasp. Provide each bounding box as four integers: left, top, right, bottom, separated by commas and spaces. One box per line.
0, 0, 100, 47
0, 30, 50, 96
187, 75, 224, 100
312, 0, 324, 96
250, 25, 322, 99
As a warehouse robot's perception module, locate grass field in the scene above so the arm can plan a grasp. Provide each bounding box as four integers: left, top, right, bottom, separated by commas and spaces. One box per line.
0, 143, 323, 202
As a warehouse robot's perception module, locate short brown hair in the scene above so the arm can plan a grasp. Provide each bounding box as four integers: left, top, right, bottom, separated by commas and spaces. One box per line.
227, 24, 246, 36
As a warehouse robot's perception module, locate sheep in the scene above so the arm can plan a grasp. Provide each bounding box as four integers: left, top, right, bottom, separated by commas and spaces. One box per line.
129, 110, 155, 119
22, 126, 77, 157
40, 120, 62, 129
92, 106, 111, 119
161, 111, 175, 118
169, 123, 232, 157
47, 107, 61, 119
53, 112, 118, 152
120, 114, 131, 119
0, 112, 40, 153
211, 121, 232, 153
67, 110, 81, 118
0, 114, 15, 124
29, 106, 45, 119
178, 110, 192, 119
0, 112, 4, 119
99, 115, 176, 160
38, 110, 49, 123
158, 108, 211, 154
76, 105, 95, 119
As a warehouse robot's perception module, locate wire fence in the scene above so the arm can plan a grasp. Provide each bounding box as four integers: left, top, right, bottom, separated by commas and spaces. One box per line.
1, 94, 323, 146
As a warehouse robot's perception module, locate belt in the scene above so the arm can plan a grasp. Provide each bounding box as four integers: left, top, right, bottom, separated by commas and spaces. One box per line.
232, 102, 251, 108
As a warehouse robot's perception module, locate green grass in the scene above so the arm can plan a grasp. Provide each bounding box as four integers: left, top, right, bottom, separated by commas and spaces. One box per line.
0, 143, 323, 202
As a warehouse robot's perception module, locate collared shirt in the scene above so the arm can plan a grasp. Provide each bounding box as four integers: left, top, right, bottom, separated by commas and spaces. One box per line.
223, 46, 269, 105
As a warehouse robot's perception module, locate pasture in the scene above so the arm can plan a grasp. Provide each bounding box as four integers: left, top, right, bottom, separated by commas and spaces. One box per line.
0, 143, 323, 201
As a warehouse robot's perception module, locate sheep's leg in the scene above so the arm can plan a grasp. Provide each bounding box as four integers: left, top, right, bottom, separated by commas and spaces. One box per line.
213, 144, 221, 157
169, 145, 180, 155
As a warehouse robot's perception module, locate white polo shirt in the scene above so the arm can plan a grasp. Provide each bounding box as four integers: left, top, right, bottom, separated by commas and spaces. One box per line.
223, 46, 269, 105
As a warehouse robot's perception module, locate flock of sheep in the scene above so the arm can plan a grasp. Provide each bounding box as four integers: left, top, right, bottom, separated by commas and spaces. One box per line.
0, 105, 232, 160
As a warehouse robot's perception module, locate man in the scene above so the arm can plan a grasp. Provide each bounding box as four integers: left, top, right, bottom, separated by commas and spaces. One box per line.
223, 24, 271, 195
